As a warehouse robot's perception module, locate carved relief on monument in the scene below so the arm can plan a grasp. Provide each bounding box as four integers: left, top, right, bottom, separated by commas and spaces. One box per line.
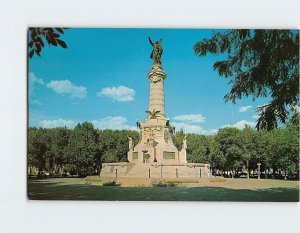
150, 75, 163, 83
145, 110, 161, 119
142, 125, 163, 147
132, 152, 138, 160
164, 130, 169, 143
163, 151, 175, 159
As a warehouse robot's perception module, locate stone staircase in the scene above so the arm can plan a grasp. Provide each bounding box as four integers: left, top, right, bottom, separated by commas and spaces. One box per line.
100, 162, 211, 179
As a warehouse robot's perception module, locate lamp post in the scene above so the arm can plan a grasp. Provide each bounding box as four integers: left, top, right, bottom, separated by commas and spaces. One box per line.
257, 162, 261, 180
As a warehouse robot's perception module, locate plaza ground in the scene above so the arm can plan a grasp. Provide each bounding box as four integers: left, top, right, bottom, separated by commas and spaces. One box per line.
27, 177, 299, 201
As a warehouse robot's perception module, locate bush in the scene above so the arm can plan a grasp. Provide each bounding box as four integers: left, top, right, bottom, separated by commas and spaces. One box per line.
152, 181, 176, 187
103, 181, 120, 186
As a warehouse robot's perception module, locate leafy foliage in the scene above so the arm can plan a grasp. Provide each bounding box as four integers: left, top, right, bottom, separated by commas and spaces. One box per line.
173, 129, 185, 151
28, 128, 50, 174
28, 121, 299, 179
98, 129, 139, 162
65, 122, 100, 176
46, 127, 70, 174
28, 27, 67, 58
194, 30, 299, 130
186, 134, 213, 163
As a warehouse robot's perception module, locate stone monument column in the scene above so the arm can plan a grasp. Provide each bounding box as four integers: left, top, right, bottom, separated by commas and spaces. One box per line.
147, 64, 167, 119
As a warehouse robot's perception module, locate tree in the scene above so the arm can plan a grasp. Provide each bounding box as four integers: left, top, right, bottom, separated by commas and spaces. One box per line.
98, 129, 139, 163
194, 30, 299, 130
186, 134, 212, 163
173, 129, 185, 151
209, 139, 226, 176
28, 128, 50, 176
256, 130, 271, 178
216, 127, 243, 177
272, 125, 299, 179
28, 27, 67, 58
239, 126, 258, 178
65, 122, 99, 177
46, 127, 70, 175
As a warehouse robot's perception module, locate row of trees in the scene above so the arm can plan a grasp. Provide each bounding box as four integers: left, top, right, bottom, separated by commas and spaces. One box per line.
28, 121, 299, 179
187, 125, 299, 179
28, 122, 139, 177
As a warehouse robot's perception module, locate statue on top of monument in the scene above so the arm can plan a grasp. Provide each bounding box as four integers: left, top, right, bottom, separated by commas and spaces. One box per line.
148, 37, 163, 65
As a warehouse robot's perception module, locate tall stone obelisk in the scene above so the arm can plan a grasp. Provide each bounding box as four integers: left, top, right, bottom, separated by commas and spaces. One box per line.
127, 37, 187, 164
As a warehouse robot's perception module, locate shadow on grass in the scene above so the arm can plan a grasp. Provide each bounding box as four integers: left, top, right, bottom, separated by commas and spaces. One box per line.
28, 179, 299, 202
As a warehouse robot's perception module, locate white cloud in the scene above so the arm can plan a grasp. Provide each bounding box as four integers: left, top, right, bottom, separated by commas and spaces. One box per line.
208, 129, 218, 134
222, 120, 256, 129
171, 113, 216, 134
98, 86, 135, 102
29, 72, 44, 96
47, 80, 87, 99
172, 123, 217, 135
30, 115, 136, 130
91, 116, 136, 130
38, 119, 76, 128
173, 114, 205, 123
172, 122, 206, 134
239, 105, 252, 112
252, 114, 259, 119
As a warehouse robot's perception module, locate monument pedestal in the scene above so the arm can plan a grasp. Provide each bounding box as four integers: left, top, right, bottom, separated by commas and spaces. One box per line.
100, 162, 210, 178
129, 119, 180, 165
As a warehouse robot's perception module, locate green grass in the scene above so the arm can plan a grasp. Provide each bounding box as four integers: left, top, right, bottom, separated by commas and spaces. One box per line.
28, 178, 299, 201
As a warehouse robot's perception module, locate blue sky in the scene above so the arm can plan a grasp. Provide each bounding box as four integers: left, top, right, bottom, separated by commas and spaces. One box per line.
29, 28, 269, 134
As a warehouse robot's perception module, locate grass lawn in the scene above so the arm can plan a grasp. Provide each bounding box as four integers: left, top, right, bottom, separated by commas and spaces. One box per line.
28, 178, 299, 201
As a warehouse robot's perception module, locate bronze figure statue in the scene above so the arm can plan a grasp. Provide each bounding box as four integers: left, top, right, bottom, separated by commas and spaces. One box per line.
148, 37, 163, 65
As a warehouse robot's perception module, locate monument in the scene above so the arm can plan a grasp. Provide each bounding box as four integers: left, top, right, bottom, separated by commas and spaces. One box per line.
127, 37, 187, 165
100, 38, 210, 178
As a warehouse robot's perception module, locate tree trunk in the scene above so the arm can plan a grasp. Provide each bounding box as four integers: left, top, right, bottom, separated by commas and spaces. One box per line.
284, 170, 287, 180
59, 165, 63, 176
246, 160, 250, 179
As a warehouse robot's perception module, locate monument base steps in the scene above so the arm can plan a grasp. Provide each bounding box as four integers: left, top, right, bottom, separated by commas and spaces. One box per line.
100, 162, 211, 179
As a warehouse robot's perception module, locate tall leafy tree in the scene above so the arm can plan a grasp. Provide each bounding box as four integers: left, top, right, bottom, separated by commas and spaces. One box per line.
273, 125, 299, 179
65, 122, 99, 176
47, 127, 70, 175
28, 128, 50, 176
194, 30, 299, 130
209, 139, 226, 175
98, 129, 139, 163
239, 126, 258, 178
216, 127, 243, 176
173, 129, 185, 151
186, 134, 212, 163
256, 130, 271, 177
